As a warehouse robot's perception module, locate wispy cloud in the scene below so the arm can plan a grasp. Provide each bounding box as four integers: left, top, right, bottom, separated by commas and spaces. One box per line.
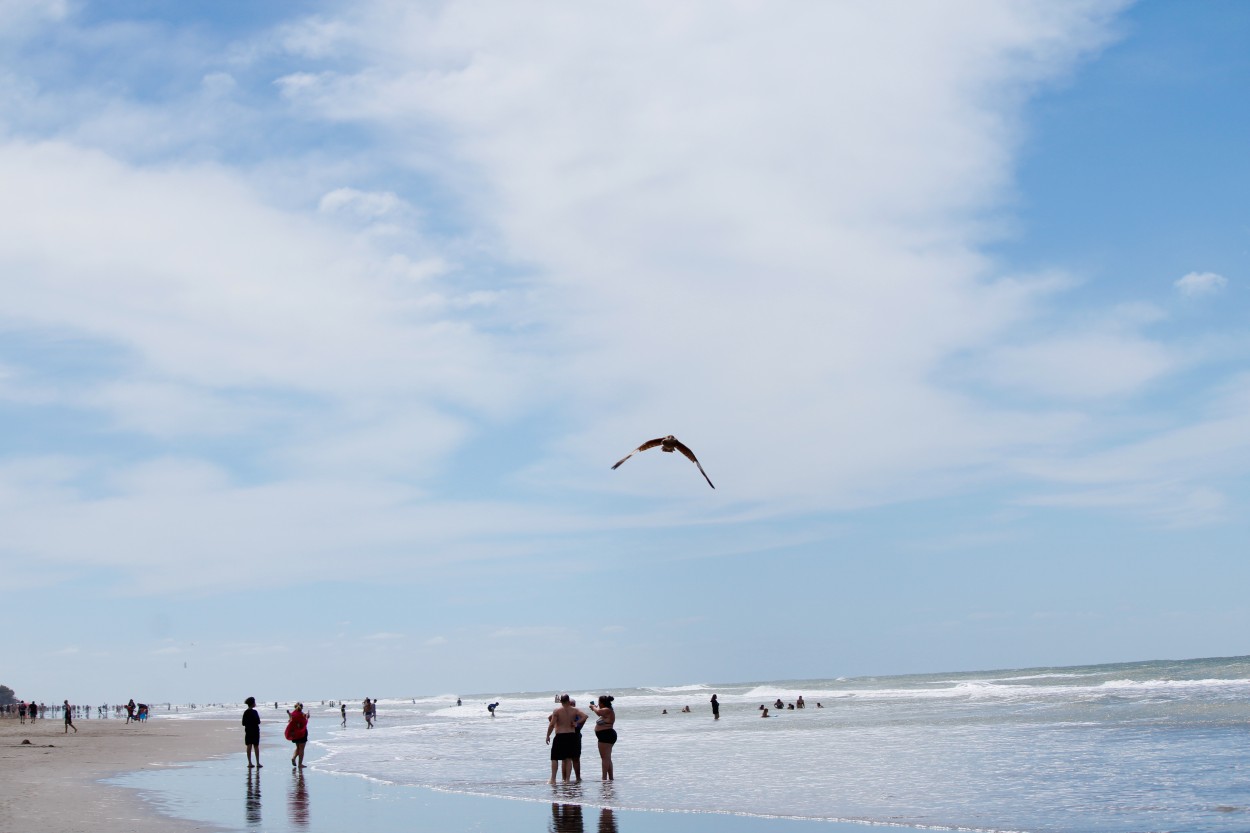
489, 626, 567, 639
1175, 271, 1228, 297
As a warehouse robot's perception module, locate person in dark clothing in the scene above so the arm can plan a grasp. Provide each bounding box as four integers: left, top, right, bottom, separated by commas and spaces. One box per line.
242, 696, 262, 768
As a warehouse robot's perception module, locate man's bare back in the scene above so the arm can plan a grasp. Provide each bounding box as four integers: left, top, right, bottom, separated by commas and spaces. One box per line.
550, 703, 578, 733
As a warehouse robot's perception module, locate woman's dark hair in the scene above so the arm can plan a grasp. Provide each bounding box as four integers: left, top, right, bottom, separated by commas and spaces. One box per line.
245, 697, 256, 707
599, 695, 614, 707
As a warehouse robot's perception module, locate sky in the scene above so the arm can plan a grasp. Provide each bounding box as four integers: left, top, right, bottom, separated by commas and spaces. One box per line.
1, 0, 1248, 705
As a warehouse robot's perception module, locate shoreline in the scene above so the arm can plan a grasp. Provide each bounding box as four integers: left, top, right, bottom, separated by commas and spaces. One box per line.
0, 714, 238, 833
112, 750, 875, 833
2, 713, 871, 833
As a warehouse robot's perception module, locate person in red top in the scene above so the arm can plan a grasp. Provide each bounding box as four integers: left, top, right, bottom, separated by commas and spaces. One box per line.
285, 703, 310, 768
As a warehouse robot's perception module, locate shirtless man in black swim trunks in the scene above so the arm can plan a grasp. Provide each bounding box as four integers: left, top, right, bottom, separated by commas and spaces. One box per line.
545, 694, 583, 783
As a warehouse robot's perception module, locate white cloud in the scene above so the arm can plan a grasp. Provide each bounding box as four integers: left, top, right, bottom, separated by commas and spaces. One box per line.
319, 187, 406, 220
1175, 271, 1228, 296
0, 0, 68, 35
201, 72, 237, 98
489, 626, 568, 639
11, 0, 1242, 599
976, 332, 1175, 400
1013, 375, 1250, 524
265, 0, 1132, 512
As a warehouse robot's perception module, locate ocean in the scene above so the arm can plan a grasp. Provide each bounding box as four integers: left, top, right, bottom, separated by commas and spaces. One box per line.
143, 656, 1250, 833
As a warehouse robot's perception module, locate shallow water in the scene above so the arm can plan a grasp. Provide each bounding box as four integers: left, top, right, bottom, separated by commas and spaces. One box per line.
155, 656, 1250, 833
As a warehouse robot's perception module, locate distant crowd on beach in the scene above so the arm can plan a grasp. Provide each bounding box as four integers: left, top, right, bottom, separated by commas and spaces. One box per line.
0, 697, 162, 734
0, 699, 202, 722
0, 699, 154, 722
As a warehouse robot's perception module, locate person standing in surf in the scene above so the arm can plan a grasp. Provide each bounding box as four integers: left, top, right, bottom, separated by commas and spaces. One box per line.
242, 696, 262, 768
285, 703, 310, 768
711, 693, 720, 720
588, 695, 617, 780
545, 694, 580, 783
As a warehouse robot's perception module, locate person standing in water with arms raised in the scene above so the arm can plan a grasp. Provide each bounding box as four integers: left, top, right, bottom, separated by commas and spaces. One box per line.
588, 695, 617, 780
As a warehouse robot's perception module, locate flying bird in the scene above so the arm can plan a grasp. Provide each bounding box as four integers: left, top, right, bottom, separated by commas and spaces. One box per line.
611, 435, 715, 489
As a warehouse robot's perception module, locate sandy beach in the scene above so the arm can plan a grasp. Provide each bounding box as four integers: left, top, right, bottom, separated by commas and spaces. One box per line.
0, 714, 237, 833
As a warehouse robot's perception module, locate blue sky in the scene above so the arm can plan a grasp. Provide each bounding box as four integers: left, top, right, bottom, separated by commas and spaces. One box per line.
2, 0, 1248, 705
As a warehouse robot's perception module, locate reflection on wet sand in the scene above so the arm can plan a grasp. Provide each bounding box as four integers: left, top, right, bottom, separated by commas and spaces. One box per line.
550, 803, 619, 833
551, 802, 584, 833
245, 770, 261, 827
289, 770, 310, 827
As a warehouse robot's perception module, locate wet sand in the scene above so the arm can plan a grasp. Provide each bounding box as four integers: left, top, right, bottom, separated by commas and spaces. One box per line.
0, 714, 237, 833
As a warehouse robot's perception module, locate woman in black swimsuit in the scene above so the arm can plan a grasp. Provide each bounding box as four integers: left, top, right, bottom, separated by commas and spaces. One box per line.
588, 695, 616, 781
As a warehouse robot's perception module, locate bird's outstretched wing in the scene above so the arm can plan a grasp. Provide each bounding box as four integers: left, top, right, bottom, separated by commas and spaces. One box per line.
671, 439, 715, 489
611, 437, 667, 470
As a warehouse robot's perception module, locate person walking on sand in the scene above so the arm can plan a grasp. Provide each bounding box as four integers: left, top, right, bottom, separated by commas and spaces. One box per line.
285, 703, 310, 768
63, 700, 77, 733
545, 694, 581, 783
588, 695, 617, 781
243, 697, 262, 768
126, 699, 136, 724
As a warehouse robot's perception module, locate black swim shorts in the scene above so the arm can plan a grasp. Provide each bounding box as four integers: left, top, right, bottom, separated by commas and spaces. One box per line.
550, 732, 577, 760
595, 729, 618, 745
